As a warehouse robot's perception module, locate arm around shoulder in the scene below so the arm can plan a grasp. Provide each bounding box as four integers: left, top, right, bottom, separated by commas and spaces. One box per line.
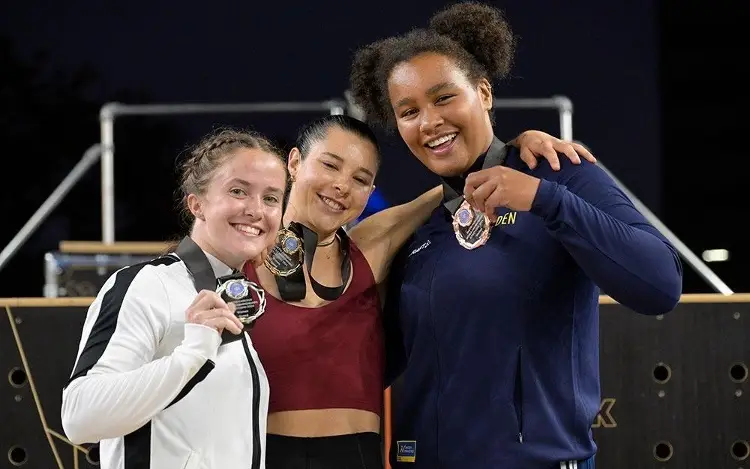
530, 160, 683, 315
349, 185, 442, 283
61, 265, 221, 444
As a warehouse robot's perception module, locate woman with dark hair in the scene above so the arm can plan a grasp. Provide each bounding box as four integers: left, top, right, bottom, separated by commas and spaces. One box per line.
349, 3, 683, 468
244, 114, 599, 469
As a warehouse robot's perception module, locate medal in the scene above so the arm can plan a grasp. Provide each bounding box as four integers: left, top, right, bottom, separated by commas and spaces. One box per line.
452, 200, 491, 250
272, 223, 353, 302
263, 227, 303, 277
216, 275, 267, 326
442, 136, 509, 250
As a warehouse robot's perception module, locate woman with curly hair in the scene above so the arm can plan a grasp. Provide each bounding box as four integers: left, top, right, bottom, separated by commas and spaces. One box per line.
349, 3, 683, 468
247, 115, 596, 469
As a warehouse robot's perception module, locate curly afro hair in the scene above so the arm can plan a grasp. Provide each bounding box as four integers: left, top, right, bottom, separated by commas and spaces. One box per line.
349, 2, 516, 129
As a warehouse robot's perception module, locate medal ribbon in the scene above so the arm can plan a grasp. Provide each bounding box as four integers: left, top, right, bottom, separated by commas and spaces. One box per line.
441, 136, 509, 215
274, 222, 352, 302
175, 236, 256, 345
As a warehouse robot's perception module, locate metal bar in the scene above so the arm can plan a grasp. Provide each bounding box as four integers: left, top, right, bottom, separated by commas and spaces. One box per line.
98, 99, 344, 244
105, 100, 346, 117
329, 104, 345, 115
492, 97, 568, 110
100, 107, 116, 245
0, 144, 102, 273
595, 160, 734, 295
492, 95, 574, 141
560, 109, 573, 141
553, 96, 574, 141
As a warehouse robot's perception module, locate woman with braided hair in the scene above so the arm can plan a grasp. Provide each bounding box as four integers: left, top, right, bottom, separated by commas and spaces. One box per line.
349, 2, 683, 468
62, 128, 289, 469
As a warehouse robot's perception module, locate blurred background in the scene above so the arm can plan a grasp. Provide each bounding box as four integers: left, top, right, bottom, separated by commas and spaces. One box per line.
0, 0, 745, 297
0, 1, 748, 467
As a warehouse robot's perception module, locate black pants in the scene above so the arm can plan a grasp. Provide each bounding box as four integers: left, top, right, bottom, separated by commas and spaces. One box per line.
266, 432, 383, 469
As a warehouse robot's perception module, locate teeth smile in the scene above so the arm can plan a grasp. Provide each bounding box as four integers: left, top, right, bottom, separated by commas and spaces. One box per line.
320, 195, 345, 211
426, 133, 457, 148
234, 224, 261, 236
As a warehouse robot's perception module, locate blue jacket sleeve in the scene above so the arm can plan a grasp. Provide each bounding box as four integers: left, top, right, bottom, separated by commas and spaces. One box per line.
382, 237, 410, 389
529, 160, 683, 315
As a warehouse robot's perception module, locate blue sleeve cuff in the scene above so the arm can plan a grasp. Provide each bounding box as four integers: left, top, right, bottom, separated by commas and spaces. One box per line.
530, 178, 564, 220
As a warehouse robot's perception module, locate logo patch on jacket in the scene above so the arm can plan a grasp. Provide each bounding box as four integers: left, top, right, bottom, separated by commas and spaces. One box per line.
396, 440, 416, 463
409, 240, 431, 257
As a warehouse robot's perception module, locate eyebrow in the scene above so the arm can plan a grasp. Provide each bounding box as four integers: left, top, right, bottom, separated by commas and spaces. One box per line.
321, 152, 375, 179
394, 81, 456, 108
228, 177, 285, 193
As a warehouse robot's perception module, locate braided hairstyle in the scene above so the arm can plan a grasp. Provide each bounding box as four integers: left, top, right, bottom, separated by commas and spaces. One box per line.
349, 1, 517, 129
177, 127, 288, 227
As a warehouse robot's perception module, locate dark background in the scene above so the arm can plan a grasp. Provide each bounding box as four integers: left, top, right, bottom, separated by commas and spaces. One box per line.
0, 0, 745, 297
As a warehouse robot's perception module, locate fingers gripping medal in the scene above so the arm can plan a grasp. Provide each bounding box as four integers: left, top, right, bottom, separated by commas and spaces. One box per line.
263, 227, 303, 277
216, 274, 267, 327
452, 200, 492, 250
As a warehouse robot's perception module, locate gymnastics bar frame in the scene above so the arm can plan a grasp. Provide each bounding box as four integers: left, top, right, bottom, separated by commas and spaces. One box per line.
0, 100, 346, 276
98, 99, 349, 244
347, 92, 733, 295
0, 96, 733, 295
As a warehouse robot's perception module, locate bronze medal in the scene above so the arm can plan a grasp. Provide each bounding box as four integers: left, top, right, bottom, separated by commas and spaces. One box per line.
452, 200, 491, 250
263, 227, 303, 277
442, 136, 509, 251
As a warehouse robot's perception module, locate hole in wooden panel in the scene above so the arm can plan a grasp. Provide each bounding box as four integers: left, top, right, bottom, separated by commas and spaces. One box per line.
86, 444, 100, 465
653, 441, 673, 462
731, 440, 749, 461
8, 446, 27, 466
8, 367, 27, 388
730, 362, 748, 383
652, 363, 671, 384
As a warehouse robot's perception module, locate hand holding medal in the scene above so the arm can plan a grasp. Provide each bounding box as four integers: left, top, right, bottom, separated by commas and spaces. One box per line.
450, 165, 541, 250
463, 165, 541, 216
215, 273, 267, 344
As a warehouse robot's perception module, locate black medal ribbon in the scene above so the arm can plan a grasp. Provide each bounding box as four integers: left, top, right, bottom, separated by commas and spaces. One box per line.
442, 136, 510, 249
274, 222, 352, 302
175, 236, 261, 345
441, 136, 509, 215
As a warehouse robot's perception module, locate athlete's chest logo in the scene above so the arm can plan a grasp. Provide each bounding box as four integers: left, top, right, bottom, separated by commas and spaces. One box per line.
408, 240, 431, 258
493, 211, 517, 226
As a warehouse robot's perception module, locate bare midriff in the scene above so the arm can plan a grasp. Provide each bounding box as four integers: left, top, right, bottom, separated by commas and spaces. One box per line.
267, 409, 380, 437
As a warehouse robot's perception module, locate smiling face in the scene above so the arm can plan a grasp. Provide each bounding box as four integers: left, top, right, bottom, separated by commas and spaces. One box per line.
387, 52, 495, 177
287, 126, 378, 236
188, 147, 287, 269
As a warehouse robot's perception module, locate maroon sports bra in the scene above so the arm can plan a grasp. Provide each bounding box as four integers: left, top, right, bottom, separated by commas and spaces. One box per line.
244, 240, 384, 415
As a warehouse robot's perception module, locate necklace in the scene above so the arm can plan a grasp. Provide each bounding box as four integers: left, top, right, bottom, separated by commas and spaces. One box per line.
317, 234, 338, 247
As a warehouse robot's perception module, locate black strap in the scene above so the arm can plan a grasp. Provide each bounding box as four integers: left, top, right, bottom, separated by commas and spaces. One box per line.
442, 136, 509, 216
175, 237, 217, 292
273, 225, 307, 302
274, 222, 352, 302
175, 236, 243, 344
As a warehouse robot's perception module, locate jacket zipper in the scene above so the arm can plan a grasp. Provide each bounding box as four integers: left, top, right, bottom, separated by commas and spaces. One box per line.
513, 346, 524, 443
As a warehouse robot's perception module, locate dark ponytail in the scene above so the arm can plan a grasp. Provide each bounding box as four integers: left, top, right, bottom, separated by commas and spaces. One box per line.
295, 114, 380, 163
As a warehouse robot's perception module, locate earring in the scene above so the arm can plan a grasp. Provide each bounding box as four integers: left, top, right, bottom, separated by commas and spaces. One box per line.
290, 175, 296, 183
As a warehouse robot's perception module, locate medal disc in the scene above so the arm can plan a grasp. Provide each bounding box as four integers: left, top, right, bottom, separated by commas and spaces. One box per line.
216, 276, 267, 326
452, 200, 491, 250
264, 228, 303, 276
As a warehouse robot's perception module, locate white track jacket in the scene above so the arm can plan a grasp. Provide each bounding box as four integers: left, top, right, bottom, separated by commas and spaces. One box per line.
61, 251, 269, 469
